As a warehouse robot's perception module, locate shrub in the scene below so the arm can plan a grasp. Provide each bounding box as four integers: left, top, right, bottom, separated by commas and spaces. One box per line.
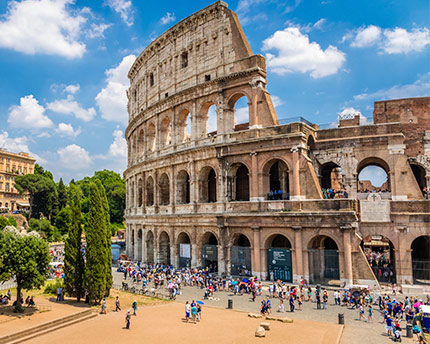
43, 279, 64, 295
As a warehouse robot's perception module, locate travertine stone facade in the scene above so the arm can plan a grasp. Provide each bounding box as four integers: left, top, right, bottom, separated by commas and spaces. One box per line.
125, 1, 430, 287
0, 149, 35, 211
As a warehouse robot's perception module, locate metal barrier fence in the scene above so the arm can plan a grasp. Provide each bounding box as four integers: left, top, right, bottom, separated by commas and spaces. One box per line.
0, 281, 16, 290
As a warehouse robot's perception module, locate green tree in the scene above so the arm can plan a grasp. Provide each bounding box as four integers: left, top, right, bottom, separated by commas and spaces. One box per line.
34, 163, 54, 180
58, 178, 68, 210
29, 218, 60, 242
7, 216, 17, 228
95, 180, 112, 296
0, 217, 8, 230
54, 207, 72, 236
85, 182, 107, 304
0, 232, 50, 312
64, 185, 84, 301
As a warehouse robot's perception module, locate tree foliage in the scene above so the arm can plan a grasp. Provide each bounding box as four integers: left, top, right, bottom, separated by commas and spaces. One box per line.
57, 178, 68, 211
29, 218, 61, 242
54, 207, 72, 236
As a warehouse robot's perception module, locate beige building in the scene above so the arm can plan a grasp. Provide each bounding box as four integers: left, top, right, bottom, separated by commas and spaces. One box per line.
0, 149, 35, 212
124, 1, 430, 287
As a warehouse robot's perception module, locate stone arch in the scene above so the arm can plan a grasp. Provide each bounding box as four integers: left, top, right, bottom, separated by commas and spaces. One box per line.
147, 122, 156, 152
131, 133, 137, 162
264, 234, 292, 249
177, 109, 191, 143
137, 128, 145, 159
146, 176, 154, 206
158, 231, 171, 265
130, 180, 135, 208
176, 170, 190, 204
202, 232, 219, 272
231, 233, 252, 276
265, 234, 293, 282
320, 162, 343, 194
262, 158, 290, 200
361, 235, 396, 283
307, 234, 340, 284
411, 235, 430, 283
227, 92, 251, 131
177, 231, 192, 268
357, 157, 390, 193
197, 100, 217, 138
136, 228, 143, 261
158, 173, 170, 205
159, 116, 172, 147
199, 166, 217, 203
227, 163, 250, 201
137, 178, 143, 207
146, 230, 154, 263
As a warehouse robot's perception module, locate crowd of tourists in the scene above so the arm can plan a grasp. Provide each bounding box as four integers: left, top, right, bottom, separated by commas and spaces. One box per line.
321, 188, 349, 199
363, 249, 396, 283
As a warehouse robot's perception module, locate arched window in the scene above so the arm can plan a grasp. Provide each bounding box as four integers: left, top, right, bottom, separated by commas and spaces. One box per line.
137, 129, 144, 159
228, 163, 249, 201
263, 159, 289, 200
357, 158, 390, 195
177, 109, 191, 143
181, 52, 188, 68
199, 167, 217, 203
147, 122, 156, 152
149, 73, 154, 87
160, 116, 171, 147
198, 102, 217, 138
159, 173, 170, 205
137, 178, 143, 207
320, 162, 343, 198
308, 235, 339, 284
176, 170, 190, 204
230, 95, 249, 131
146, 176, 154, 206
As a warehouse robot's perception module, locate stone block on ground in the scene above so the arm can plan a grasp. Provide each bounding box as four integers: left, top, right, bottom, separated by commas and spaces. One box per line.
255, 326, 266, 337
265, 315, 293, 323
260, 322, 270, 330
248, 313, 263, 318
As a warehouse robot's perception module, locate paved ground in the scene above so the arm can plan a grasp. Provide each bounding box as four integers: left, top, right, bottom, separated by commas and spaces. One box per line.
114, 271, 423, 344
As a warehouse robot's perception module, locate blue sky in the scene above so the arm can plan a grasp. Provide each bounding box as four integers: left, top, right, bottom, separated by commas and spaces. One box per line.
0, 0, 428, 182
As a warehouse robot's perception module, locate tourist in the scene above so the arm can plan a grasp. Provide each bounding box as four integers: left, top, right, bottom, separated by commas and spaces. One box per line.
368, 305, 373, 322
115, 296, 121, 312
197, 304, 202, 321
132, 300, 137, 315
278, 298, 284, 312
191, 303, 197, 323
125, 310, 131, 329
84, 291, 90, 304
289, 294, 295, 312
101, 298, 107, 314
359, 304, 365, 320
386, 315, 393, 337
323, 290, 328, 310
334, 290, 339, 305
185, 301, 190, 322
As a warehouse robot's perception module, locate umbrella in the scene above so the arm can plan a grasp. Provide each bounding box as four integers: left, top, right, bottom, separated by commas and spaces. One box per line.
242, 279, 249, 283
196, 301, 204, 305
231, 280, 237, 285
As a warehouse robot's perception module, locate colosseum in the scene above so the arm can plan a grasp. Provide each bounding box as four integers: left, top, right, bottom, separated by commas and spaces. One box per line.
124, 1, 430, 287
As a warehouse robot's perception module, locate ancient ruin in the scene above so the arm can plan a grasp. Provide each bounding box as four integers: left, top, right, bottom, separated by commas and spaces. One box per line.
124, 1, 430, 287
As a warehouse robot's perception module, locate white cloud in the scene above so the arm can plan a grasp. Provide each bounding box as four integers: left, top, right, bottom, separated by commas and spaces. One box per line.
350, 25, 381, 48
312, 18, 326, 31
56, 123, 81, 137
160, 12, 176, 25
8, 95, 54, 129
95, 54, 136, 125
0, 0, 86, 58
345, 25, 430, 54
57, 144, 91, 170
109, 129, 127, 157
354, 74, 430, 101
0, 131, 46, 163
337, 107, 369, 125
382, 27, 430, 54
87, 23, 111, 39
235, 0, 266, 24
263, 27, 346, 78
271, 95, 285, 108
64, 84, 80, 94
47, 95, 96, 122
105, 0, 133, 26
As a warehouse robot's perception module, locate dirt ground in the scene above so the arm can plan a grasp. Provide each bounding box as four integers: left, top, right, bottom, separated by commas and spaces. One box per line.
30, 301, 343, 344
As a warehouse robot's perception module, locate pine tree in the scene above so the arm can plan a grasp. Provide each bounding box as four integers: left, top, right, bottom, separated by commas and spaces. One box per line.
64, 185, 84, 301
95, 179, 112, 296
85, 182, 107, 304
58, 178, 68, 210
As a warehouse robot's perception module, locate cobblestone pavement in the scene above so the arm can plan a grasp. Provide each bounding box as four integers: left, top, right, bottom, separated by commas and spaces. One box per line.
114, 271, 424, 344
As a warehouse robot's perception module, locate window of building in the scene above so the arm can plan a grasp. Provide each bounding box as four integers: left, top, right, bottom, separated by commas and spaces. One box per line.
6, 166, 9, 172
205, 74, 211, 82
6, 176, 9, 181
181, 52, 188, 68
5, 183, 9, 192
24, 167, 27, 173
149, 73, 154, 87
0, 182, 2, 190
0, 175, 2, 180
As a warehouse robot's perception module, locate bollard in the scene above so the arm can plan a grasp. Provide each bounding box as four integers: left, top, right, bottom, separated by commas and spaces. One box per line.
228, 299, 233, 309
406, 324, 413, 338
338, 313, 344, 325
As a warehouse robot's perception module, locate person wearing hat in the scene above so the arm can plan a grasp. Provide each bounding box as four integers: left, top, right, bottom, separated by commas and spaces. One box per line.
386, 315, 393, 337
125, 310, 131, 329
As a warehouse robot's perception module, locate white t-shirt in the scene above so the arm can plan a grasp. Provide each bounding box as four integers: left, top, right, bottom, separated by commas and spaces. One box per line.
185, 304, 191, 313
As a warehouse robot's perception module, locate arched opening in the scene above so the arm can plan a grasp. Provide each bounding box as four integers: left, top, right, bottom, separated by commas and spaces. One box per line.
178, 232, 192, 268
361, 235, 396, 283
230, 95, 249, 131
231, 234, 252, 276
146, 231, 154, 263
207, 103, 217, 137
137, 128, 144, 159
266, 234, 292, 282
176, 170, 190, 204
137, 178, 143, 207
177, 109, 191, 143
357, 158, 390, 196
263, 159, 289, 200
228, 163, 250, 201
202, 232, 218, 272
132, 133, 136, 162
199, 167, 217, 203
411, 236, 430, 284
308, 235, 340, 284
159, 231, 170, 265
130, 181, 135, 208
410, 164, 427, 196
307, 135, 315, 159
147, 122, 156, 152
199, 102, 217, 138
160, 116, 171, 147
137, 229, 142, 261
320, 162, 344, 198
159, 173, 170, 205
146, 176, 154, 206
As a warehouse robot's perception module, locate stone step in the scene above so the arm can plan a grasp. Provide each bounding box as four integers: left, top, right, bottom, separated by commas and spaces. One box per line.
0, 308, 93, 344
7, 313, 97, 344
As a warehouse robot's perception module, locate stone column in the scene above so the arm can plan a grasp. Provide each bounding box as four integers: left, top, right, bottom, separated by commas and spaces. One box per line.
293, 226, 303, 283
226, 242, 232, 276
342, 226, 353, 286
134, 226, 139, 260
191, 244, 198, 267
252, 226, 262, 279
126, 225, 131, 257
218, 244, 226, 275
290, 147, 304, 200
303, 249, 310, 282
250, 152, 262, 201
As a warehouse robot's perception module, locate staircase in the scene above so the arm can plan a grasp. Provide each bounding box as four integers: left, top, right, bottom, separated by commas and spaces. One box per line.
352, 233, 381, 290
0, 309, 97, 344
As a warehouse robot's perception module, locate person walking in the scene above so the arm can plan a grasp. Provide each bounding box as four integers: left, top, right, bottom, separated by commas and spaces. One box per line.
101, 298, 107, 314
185, 301, 191, 322
359, 304, 365, 321
115, 296, 121, 312
125, 310, 131, 329
289, 295, 295, 312
191, 303, 197, 323
132, 300, 137, 316
368, 305, 373, 322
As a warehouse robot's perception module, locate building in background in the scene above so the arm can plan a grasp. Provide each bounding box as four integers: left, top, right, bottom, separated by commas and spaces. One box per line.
0, 149, 35, 212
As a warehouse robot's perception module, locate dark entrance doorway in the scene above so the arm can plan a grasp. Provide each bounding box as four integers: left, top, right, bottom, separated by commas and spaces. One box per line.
235, 164, 249, 201
178, 232, 191, 268
231, 234, 252, 276
202, 233, 218, 272
411, 236, 430, 284
308, 236, 340, 284
361, 235, 396, 283
208, 169, 217, 203
267, 235, 292, 282
410, 164, 427, 194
